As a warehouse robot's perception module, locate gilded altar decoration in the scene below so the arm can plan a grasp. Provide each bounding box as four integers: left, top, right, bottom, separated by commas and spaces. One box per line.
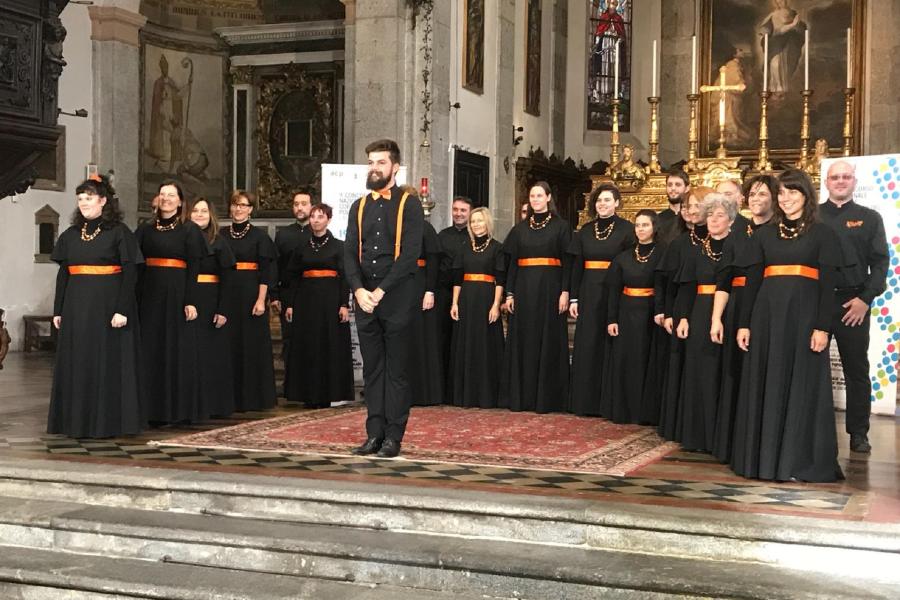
609, 144, 646, 185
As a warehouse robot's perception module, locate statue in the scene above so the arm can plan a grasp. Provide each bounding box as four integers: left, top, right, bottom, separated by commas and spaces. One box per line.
0, 308, 10, 370
609, 144, 647, 184
803, 137, 829, 176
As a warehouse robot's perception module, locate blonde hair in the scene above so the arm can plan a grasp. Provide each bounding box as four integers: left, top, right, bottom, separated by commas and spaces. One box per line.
467, 207, 494, 240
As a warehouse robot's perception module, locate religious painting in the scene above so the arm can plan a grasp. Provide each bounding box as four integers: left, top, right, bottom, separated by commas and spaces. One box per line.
524, 0, 541, 116
701, 0, 864, 160
586, 0, 632, 131
140, 34, 228, 215
462, 0, 484, 93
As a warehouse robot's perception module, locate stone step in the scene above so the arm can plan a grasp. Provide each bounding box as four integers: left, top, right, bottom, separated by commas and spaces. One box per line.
0, 496, 895, 600
0, 545, 494, 600
1, 458, 898, 584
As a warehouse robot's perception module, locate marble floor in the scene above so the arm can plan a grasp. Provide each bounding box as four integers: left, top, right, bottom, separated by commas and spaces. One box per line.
2, 352, 898, 523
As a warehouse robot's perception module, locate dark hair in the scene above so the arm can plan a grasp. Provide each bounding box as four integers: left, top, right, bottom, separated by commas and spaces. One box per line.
229, 189, 255, 207
665, 169, 690, 188
72, 175, 123, 229
452, 196, 474, 208
183, 197, 219, 244
742, 174, 780, 203
157, 179, 186, 216
588, 183, 622, 218
524, 181, 558, 217
364, 138, 401, 164
292, 189, 316, 204
774, 168, 819, 232
310, 202, 333, 220
634, 208, 660, 241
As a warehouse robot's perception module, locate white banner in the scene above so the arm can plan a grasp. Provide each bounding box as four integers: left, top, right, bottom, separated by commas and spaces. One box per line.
821, 154, 900, 416
320, 164, 408, 387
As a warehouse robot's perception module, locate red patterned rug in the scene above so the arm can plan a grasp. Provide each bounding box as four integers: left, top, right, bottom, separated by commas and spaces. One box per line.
155, 405, 678, 476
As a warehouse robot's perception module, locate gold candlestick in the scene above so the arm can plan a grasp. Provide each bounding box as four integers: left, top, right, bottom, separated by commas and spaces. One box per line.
647, 96, 661, 173
796, 89, 813, 170
687, 93, 700, 172
754, 91, 772, 172
608, 97, 621, 171
842, 87, 855, 156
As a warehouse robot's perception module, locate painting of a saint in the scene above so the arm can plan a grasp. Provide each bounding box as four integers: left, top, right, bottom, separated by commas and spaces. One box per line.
524, 0, 541, 115
758, 0, 808, 96
462, 0, 484, 93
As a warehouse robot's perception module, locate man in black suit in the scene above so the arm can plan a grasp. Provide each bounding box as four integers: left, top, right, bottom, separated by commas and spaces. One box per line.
344, 139, 424, 458
658, 169, 690, 234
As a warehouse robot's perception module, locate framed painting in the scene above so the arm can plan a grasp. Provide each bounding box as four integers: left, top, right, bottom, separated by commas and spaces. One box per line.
139, 31, 229, 215
524, 0, 541, 115
700, 0, 865, 160
462, 0, 484, 93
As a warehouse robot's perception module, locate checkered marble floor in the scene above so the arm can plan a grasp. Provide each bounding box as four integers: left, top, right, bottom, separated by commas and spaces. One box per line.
0, 433, 853, 512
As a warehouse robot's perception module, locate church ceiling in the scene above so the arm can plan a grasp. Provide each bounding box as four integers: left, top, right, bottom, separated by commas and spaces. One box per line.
140, 0, 344, 31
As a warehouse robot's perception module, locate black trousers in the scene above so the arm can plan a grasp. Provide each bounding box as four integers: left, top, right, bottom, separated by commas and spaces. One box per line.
434, 285, 454, 390
831, 289, 872, 435
355, 276, 416, 442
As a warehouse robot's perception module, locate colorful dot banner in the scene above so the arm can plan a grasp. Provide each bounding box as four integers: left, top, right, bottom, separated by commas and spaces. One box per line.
822, 155, 900, 416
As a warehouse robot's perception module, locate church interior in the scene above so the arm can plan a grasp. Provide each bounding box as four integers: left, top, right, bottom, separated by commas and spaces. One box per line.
0, 0, 899, 597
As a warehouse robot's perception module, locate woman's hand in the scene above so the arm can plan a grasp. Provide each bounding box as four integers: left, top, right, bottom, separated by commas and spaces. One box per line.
736, 328, 751, 352
285, 307, 293, 322
569, 302, 579, 320
676, 318, 689, 339
422, 291, 434, 311
450, 304, 459, 321
184, 305, 198, 321
339, 306, 350, 323
213, 314, 227, 328
252, 299, 266, 317
654, 313, 665, 327
110, 313, 127, 328
558, 291, 569, 315
504, 296, 515, 315
710, 318, 724, 344
488, 303, 500, 324
52, 316, 61, 330
664, 317, 674, 335
810, 329, 829, 353
607, 323, 619, 337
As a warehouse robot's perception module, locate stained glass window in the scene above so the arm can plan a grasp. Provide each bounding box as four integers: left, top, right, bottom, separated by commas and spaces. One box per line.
587, 0, 632, 131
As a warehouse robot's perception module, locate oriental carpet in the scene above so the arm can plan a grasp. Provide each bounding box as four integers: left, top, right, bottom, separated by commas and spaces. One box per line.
155, 405, 678, 476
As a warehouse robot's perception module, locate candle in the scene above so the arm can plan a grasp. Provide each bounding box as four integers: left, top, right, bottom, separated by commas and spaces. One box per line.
614, 38, 621, 97
803, 29, 809, 90
846, 28, 852, 87
420, 177, 429, 195
719, 96, 725, 129
763, 34, 769, 92
691, 35, 697, 94
652, 39, 658, 97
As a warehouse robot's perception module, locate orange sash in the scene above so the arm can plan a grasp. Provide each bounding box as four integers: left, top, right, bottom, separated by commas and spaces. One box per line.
731, 276, 746, 287
68, 265, 122, 275
463, 273, 496, 283
146, 257, 187, 269
584, 260, 611, 270
623, 287, 654, 297
697, 284, 717, 295
197, 274, 219, 283
235, 262, 259, 271
303, 270, 338, 278
764, 265, 819, 280
417, 259, 426, 267
518, 258, 562, 267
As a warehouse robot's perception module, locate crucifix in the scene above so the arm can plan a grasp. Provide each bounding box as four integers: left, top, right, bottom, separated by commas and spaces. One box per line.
700, 65, 746, 159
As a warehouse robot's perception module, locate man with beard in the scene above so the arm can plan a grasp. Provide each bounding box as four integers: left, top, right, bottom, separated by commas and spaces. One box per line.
436, 196, 473, 384
820, 160, 889, 454
344, 139, 424, 458
272, 191, 314, 395
658, 169, 690, 235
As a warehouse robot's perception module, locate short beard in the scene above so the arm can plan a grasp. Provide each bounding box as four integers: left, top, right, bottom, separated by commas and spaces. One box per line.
366, 172, 391, 191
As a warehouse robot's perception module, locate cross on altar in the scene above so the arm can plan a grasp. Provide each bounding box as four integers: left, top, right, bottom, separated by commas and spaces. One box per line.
700, 65, 746, 158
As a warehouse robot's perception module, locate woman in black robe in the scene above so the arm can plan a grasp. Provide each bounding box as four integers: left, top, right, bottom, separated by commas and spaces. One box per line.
500, 181, 572, 413
602, 209, 665, 424
449, 207, 505, 408
672, 193, 737, 452
731, 169, 844, 482
49, 176, 145, 438
284, 203, 354, 407
219, 190, 278, 411
709, 175, 778, 463
409, 219, 445, 405
135, 180, 207, 424
567, 183, 636, 416
657, 188, 711, 440
186, 197, 236, 418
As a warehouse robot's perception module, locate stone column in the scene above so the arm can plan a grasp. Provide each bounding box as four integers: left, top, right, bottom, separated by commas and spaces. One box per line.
658, 2, 694, 169
863, 0, 899, 155
550, 0, 567, 158
341, 0, 356, 162
492, 0, 517, 236
88, 4, 146, 225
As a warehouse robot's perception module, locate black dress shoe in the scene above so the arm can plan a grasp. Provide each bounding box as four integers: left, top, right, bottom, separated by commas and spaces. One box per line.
351, 438, 383, 455
850, 433, 871, 453
376, 439, 401, 458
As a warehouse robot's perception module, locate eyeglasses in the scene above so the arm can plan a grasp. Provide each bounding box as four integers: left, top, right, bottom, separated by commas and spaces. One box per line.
232, 203, 252, 208
827, 175, 854, 181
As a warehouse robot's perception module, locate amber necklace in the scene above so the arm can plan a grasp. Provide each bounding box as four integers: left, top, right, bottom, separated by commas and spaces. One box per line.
528, 212, 552, 230
80, 221, 101, 242
702, 237, 724, 262
472, 236, 491, 253
309, 233, 331, 252
229, 222, 251, 239
594, 218, 615, 241
689, 228, 708, 246
778, 220, 804, 240
155, 217, 178, 232
634, 243, 655, 264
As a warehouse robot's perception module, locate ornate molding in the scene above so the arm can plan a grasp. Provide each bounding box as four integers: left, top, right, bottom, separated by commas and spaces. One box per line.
88, 5, 147, 47
216, 21, 344, 46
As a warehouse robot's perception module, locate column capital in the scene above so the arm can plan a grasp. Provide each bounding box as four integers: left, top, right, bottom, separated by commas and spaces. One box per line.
88, 5, 147, 47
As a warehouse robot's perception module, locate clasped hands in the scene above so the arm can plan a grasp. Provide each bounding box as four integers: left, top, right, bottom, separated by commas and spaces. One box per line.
355, 287, 385, 313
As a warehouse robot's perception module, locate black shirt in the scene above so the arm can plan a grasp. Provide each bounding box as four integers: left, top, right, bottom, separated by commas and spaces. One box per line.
272, 222, 310, 301
819, 199, 889, 304
343, 185, 424, 292
438, 225, 470, 289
